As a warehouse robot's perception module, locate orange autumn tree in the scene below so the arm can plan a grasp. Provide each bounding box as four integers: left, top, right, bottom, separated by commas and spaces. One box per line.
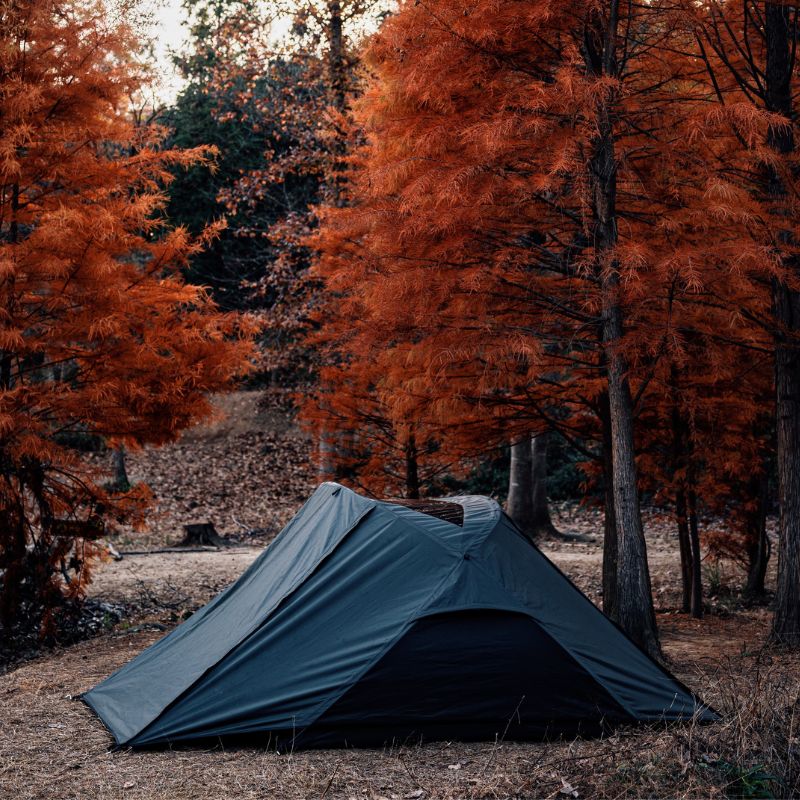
308, 0, 768, 657
0, 0, 255, 634
684, 0, 800, 646
302, 231, 493, 497
304, 336, 463, 499
633, 297, 772, 616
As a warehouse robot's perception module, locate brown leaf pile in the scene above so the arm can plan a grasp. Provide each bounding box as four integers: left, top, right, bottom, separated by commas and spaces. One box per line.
92, 391, 316, 550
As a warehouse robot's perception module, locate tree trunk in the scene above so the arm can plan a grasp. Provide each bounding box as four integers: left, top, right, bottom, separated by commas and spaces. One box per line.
507, 436, 535, 538
327, 0, 346, 113
0, 512, 27, 628
0, 352, 11, 390
603, 306, 659, 656
404, 432, 420, 499
530, 433, 560, 537
772, 292, 800, 643
1, 185, 18, 393
687, 489, 703, 619
600, 393, 618, 619
671, 385, 699, 616
744, 471, 770, 598
586, 0, 660, 659
112, 445, 130, 491
676, 489, 693, 614
765, 2, 800, 646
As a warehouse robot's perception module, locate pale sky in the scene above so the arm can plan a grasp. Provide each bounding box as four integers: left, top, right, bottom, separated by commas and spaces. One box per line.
146, 0, 190, 102
138, 0, 388, 104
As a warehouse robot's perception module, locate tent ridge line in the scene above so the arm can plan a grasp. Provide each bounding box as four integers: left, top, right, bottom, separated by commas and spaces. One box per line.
464, 498, 502, 556
159, 493, 335, 646
379, 506, 463, 557
380, 494, 501, 556
123, 496, 378, 747
123, 485, 341, 695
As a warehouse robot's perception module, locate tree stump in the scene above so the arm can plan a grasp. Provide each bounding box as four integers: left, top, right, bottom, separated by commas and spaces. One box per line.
178, 522, 230, 548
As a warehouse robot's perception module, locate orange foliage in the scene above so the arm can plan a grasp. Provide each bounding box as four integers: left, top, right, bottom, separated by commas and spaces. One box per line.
0, 0, 256, 632
307, 0, 774, 537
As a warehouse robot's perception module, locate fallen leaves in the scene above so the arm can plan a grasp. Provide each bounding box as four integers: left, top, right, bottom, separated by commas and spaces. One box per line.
92, 391, 316, 551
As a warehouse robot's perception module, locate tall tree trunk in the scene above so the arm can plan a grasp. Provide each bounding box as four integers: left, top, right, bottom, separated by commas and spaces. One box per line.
765, 2, 800, 646
586, 0, 659, 658
744, 470, 770, 598
687, 489, 703, 619
603, 303, 659, 655
772, 288, 800, 642
1, 184, 18, 392
327, 0, 346, 113
530, 433, 559, 537
326, 0, 349, 209
676, 488, 693, 614
0, 185, 22, 624
0, 351, 11, 390
507, 434, 560, 539
112, 445, 130, 491
404, 432, 420, 499
600, 393, 618, 619
671, 382, 700, 616
507, 436, 535, 537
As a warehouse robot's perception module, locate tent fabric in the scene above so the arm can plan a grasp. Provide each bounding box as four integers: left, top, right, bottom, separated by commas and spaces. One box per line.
298, 609, 631, 748
82, 482, 717, 749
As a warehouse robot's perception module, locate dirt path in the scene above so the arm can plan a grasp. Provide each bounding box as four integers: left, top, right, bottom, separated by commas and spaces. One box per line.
89, 549, 262, 609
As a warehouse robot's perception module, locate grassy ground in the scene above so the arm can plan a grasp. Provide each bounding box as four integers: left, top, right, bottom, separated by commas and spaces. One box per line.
1, 392, 798, 799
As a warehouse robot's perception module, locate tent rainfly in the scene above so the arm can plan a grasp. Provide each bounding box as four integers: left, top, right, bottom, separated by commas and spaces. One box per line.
82, 483, 717, 748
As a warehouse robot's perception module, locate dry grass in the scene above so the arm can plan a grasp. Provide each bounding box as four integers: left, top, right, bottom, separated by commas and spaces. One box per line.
0, 631, 796, 800
1, 591, 797, 799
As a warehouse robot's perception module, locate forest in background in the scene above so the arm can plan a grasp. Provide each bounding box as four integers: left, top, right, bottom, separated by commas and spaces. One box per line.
157, 0, 800, 662
2, 1, 800, 796
1, 0, 800, 703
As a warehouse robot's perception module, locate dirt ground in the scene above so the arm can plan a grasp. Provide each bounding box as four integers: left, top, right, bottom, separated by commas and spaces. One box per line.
1, 392, 798, 799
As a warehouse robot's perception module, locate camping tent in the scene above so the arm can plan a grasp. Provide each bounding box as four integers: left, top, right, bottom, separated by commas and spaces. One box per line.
83, 483, 716, 748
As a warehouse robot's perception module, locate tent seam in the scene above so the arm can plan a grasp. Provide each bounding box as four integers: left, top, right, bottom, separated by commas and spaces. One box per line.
381, 496, 501, 556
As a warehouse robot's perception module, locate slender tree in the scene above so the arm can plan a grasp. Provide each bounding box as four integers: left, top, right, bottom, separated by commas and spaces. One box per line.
506, 435, 560, 540
507, 438, 537, 537
691, 0, 800, 645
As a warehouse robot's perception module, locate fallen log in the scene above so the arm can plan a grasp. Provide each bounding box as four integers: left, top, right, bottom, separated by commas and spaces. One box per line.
117, 545, 224, 556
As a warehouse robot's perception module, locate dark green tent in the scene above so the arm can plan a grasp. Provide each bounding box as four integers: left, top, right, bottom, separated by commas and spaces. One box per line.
83, 483, 716, 748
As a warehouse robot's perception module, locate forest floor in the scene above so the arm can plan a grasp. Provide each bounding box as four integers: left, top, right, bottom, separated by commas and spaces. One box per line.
1, 391, 798, 799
